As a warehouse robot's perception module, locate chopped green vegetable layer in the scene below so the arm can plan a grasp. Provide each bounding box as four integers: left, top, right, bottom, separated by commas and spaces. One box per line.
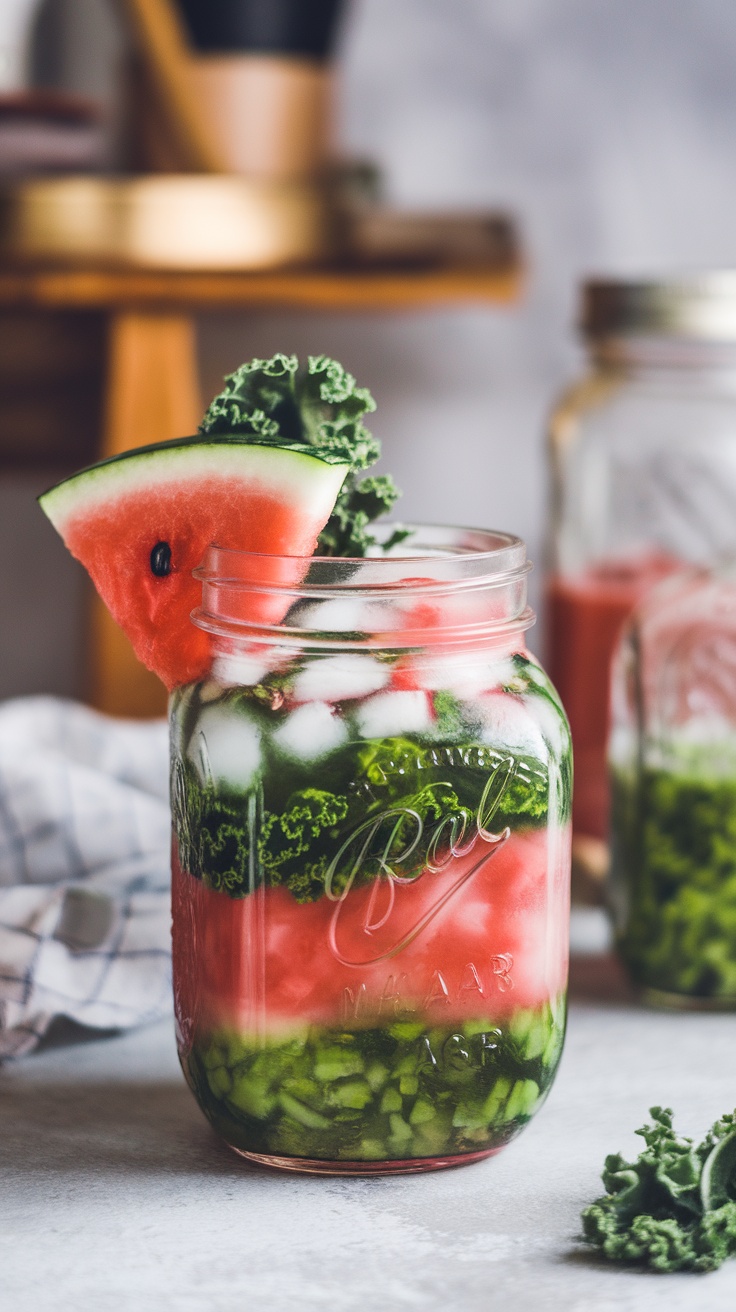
185, 1003, 565, 1163
582, 1106, 736, 1272
610, 765, 736, 999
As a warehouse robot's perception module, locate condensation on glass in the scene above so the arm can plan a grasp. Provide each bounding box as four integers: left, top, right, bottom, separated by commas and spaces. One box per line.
546, 274, 736, 841
169, 526, 572, 1174
609, 563, 736, 1008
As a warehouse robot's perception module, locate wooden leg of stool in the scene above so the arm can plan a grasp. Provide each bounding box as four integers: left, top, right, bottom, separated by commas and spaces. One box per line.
90, 311, 201, 719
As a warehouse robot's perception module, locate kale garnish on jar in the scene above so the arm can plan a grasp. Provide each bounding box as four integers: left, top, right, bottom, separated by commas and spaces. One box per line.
199, 352, 409, 556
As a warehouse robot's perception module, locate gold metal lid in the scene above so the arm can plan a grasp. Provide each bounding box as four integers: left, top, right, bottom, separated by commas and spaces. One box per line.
581, 273, 736, 341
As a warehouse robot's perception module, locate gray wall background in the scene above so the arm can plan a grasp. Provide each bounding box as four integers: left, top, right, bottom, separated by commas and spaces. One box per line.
3, 0, 736, 701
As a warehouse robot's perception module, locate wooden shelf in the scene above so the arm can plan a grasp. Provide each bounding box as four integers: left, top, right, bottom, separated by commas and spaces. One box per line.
0, 259, 520, 313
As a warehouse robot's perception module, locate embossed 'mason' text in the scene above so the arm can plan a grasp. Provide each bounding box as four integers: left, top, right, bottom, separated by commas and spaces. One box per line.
341, 955, 515, 1023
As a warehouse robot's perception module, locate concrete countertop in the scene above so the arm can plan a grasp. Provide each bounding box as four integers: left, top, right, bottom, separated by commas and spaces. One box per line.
3, 913, 736, 1312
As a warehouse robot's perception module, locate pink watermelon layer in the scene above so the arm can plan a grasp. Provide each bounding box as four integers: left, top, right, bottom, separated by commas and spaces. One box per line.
173, 824, 570, 1045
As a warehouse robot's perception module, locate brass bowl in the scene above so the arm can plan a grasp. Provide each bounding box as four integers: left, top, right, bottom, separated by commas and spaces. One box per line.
0, 173, 340, 270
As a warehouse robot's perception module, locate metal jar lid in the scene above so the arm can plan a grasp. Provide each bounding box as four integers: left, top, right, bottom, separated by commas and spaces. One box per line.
581, 273, 736, 341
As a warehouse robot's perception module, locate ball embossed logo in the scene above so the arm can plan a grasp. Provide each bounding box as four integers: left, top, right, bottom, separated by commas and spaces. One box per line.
326, 756, 521, 966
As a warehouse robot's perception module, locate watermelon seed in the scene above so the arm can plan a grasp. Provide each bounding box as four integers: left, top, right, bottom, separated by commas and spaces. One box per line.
150, 542, 172, 577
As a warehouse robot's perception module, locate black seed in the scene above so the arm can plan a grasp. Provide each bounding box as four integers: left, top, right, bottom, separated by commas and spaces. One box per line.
150, 541, 172, 577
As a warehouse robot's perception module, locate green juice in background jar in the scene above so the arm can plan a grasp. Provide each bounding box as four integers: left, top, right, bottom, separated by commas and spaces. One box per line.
609, 564, 736, 1006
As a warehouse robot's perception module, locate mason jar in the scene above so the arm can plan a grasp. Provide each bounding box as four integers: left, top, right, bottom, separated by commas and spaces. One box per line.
170, 525, 572, 1174
609, 563, 736, 1008
546, 274, 736, 841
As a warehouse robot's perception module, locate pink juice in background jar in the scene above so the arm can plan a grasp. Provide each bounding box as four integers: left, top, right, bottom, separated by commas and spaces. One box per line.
545, 553, 680, 839
171, 528, 572, 1174
546, 278, 736, 838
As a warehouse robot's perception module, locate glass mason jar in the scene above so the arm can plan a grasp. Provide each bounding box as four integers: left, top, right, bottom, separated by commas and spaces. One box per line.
170, 526, 572, 1174
609, 563, 736, 1008
546, 275, 736, 840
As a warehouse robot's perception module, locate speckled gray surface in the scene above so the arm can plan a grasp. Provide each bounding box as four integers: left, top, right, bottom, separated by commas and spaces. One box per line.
4, 950, 736, 1311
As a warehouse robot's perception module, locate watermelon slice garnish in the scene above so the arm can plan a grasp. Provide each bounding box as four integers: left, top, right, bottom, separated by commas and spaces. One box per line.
39, 353, 408, 691
39, 436, 350, 690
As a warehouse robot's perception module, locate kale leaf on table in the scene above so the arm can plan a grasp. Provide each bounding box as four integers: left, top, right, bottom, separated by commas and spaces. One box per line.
582, 1106, 736, 1272
198, 352, 406, 557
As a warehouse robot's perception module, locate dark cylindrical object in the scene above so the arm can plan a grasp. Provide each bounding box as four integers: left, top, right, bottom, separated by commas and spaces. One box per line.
176, 0, 346, 60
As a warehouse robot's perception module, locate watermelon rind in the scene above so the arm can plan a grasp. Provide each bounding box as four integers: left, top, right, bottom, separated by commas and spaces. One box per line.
39, 436, 350, 533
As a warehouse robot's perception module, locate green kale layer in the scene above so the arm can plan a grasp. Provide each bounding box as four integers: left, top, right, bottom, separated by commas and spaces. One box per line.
582, 1106, 736, 1272
610, 765, 736, 999
185, 1002, 565, 1163
173, 716, 552, 902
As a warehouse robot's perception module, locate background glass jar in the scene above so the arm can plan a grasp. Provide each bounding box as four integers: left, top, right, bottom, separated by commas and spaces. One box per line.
546, 275, 736, 841
170, 526, 572, 1174
609, 563, 736, 1007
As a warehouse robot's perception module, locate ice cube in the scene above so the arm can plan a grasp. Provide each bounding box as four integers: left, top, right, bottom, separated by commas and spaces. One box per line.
355, 690, 432, 739
475, 692, 548, 760
296, 598, 396, 634
272, 701, 347, 761
212, 650, 271, 688
409, 650, 518, 697
292, 653, 389, 703
187, 704, 261, 789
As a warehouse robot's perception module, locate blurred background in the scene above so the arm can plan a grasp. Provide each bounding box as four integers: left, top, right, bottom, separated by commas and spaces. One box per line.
3, 0, 736, 701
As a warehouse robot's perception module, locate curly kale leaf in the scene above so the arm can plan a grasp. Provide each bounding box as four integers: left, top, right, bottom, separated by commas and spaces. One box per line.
259, 788, 349, 903
355, 735, 549, 828
176, 776, 251, 896
317, 474, 408, 556
198, 352, 405, 556
199, 817, 251, 896
173, 756, 344, 899
379, 782, 472, 879
582, 1106, 736, 1272
431, 690, 474, 741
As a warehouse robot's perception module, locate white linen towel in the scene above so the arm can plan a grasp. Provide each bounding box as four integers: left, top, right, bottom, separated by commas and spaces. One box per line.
0, 697, 171, 1059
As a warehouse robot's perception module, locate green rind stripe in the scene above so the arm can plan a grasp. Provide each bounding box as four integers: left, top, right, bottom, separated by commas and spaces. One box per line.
39, 439, 349, 531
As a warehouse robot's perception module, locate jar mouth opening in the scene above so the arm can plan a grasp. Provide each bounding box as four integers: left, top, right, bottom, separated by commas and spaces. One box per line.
194, 523, 527, 582
192, 522, 534, 650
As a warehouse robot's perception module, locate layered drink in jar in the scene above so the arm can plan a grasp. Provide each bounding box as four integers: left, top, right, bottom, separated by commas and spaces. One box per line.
171, 528, 572, 1173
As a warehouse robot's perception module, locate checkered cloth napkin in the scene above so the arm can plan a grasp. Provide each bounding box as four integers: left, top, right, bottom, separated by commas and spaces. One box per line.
0, 697, 171, 1059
